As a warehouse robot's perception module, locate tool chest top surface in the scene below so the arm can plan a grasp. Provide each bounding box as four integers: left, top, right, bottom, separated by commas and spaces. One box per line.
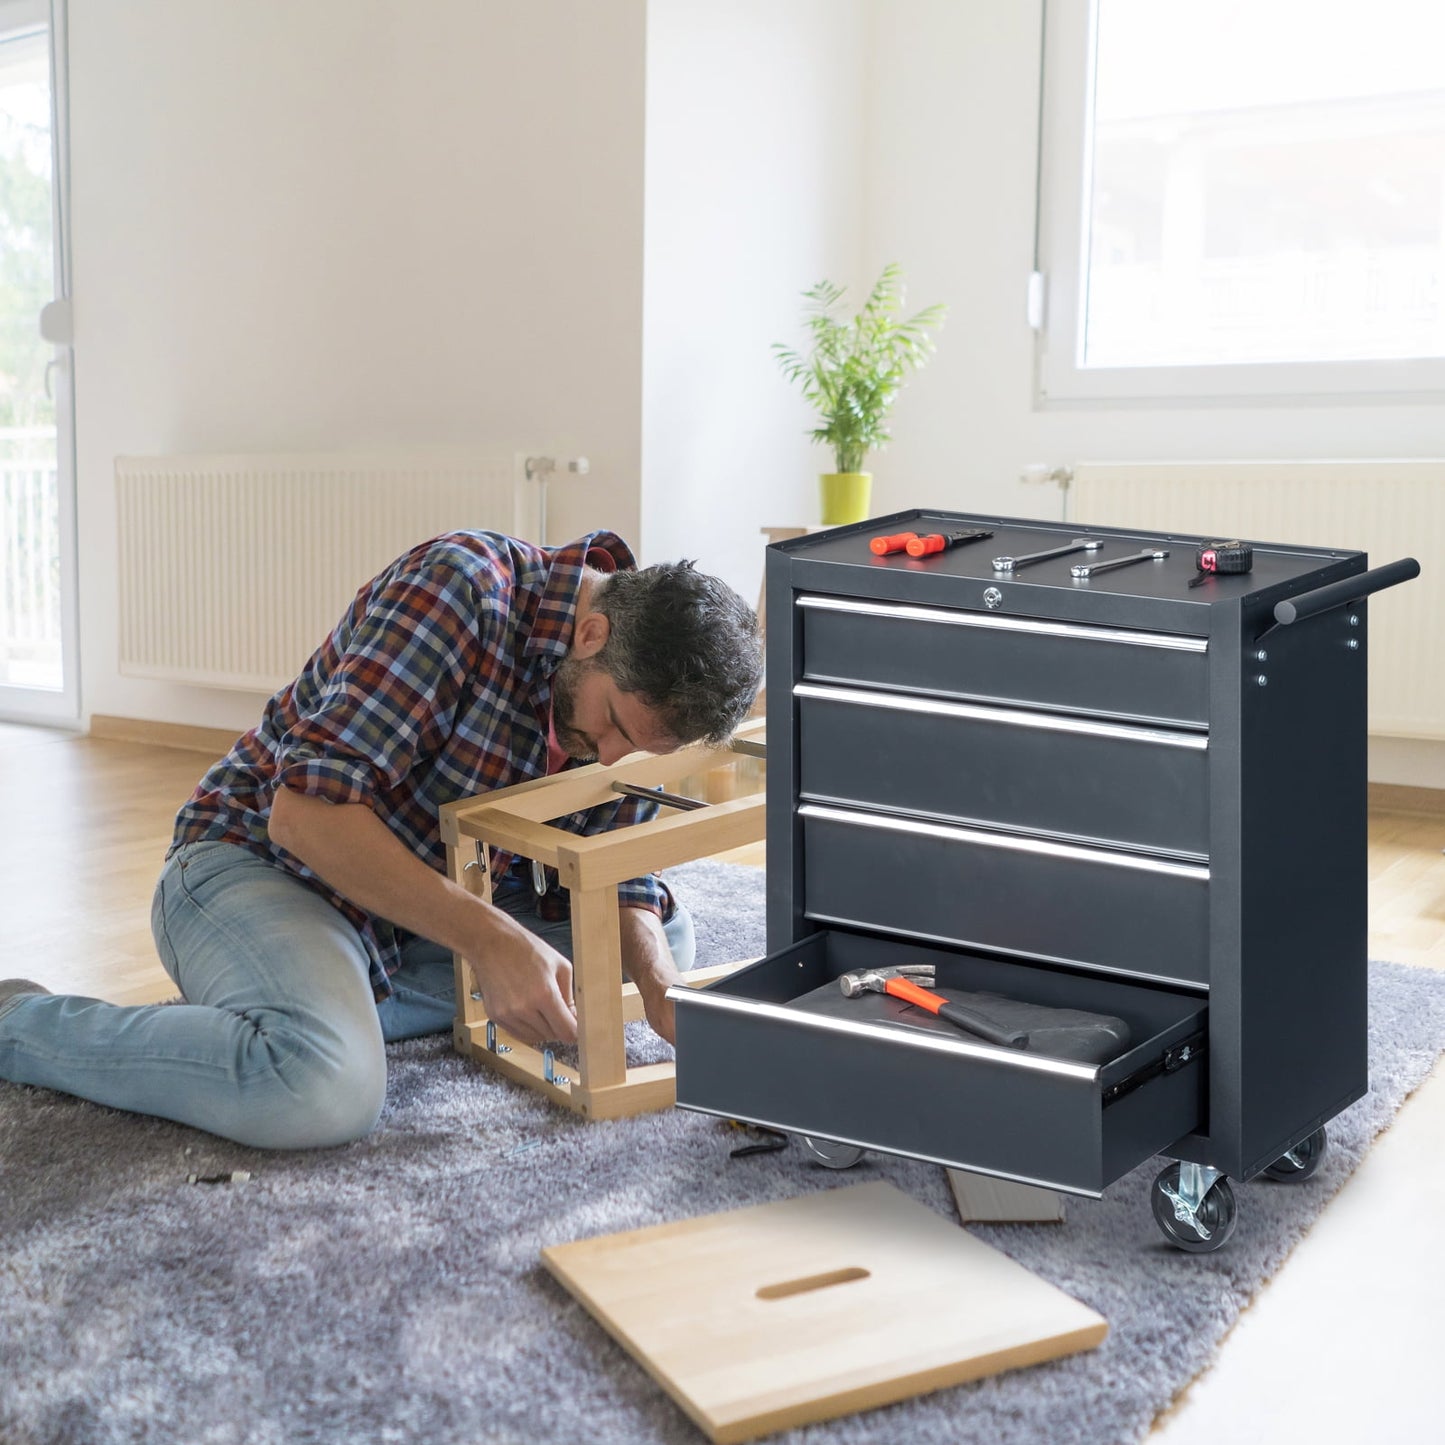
773, 509, 1365, 632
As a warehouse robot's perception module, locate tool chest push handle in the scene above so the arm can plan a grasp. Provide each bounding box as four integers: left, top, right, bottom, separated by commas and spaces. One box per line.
1272, 557, 1420, 626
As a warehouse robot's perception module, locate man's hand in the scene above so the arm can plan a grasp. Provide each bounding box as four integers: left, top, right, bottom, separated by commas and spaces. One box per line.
464, 923, 578, 1047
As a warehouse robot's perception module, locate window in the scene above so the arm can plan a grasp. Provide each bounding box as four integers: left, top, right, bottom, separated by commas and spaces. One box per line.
1036, 0, 1445, 401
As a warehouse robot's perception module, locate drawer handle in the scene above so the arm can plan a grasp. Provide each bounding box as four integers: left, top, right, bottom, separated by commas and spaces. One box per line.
797, 594, 1208, 652
669, 985, 1101, 1080
992, 537, 1104, 572
801, 803, 1211, 881
794, 681, 1209, 748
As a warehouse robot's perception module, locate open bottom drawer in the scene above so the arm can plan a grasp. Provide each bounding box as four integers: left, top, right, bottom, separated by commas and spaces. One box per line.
671, 929, 1206, 1198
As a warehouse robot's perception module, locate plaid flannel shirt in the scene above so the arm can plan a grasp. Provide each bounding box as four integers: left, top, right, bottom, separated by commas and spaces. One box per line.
170, 530, 670, 1001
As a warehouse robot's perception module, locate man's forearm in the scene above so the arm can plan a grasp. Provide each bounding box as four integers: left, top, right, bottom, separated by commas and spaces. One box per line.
620, 905, 678, 988
267, 786, 501, 956
268, 787, 580, 1045
620, 904, 682, 1044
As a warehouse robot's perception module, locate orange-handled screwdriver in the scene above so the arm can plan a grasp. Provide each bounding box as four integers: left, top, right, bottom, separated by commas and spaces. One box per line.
905, 528, 995, 558
869, 530, 919, 556
885, 975, 1029, 1047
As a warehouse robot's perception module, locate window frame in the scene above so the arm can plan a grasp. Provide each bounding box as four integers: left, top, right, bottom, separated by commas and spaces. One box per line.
1034, 0, 1445, 406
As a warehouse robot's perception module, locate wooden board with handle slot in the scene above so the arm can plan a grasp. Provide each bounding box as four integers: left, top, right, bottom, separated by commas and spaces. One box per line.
542, 1179, 1106, 1443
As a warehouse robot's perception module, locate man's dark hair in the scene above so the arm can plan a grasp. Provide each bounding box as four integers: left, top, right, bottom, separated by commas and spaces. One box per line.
591, 560, 763, 746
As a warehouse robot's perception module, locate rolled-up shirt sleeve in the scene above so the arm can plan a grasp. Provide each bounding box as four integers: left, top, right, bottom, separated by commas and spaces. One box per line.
274, 566, 482, 810
618, 871, 674, 919
557, 788, 675, 919
273, 744, 379, 809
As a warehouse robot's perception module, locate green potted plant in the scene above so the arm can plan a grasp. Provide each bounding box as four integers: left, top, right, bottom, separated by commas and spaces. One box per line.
774, 262, 946, 525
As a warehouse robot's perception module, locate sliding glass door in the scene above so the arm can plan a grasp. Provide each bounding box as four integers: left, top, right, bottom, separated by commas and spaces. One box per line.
0, 0, 75, 723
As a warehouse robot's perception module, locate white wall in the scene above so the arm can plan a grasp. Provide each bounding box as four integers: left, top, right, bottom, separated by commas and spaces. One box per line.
640, 0, 871, 606
61, 0, 1444, 782
864, 0, 1445, 784
69, 0, 647, 734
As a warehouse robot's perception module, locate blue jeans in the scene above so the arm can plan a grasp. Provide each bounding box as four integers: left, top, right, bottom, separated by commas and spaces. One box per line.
0, 840, 694, 1150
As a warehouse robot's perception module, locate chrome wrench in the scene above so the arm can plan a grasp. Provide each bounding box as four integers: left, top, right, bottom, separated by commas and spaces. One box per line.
992, 537, 1104, 572
1071, 547, 1170, 579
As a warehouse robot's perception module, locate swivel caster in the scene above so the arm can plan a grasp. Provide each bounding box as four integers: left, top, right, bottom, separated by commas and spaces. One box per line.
799, 1135, 865, 1170
1151, 1161, 1238, 1253
1261, 1126, 1327, 1182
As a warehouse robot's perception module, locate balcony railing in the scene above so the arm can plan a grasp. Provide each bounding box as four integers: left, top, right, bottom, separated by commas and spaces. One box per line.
0, 427, 61, 690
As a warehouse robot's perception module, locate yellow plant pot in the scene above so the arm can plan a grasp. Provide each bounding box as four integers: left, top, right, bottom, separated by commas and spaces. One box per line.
819, 472, 872, 526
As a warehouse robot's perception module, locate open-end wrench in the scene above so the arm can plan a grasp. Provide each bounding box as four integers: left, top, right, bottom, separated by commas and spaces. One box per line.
991, 538, 1104, 572
1071, 547, 1170, 580
836, 967, 1028, 1048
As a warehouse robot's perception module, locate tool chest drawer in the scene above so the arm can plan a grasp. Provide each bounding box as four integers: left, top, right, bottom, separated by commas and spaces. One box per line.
796, 682, 1209, 857
672, 929, 1208, 1197
800, 804, 1211, 988
798, 595, 1210, 728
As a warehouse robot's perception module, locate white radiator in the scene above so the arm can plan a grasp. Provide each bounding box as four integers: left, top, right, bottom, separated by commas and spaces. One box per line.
1066, 460, 1443, 741
116, 451, 537, 693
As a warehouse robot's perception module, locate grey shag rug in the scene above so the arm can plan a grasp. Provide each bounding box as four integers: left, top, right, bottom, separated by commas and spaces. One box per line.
3, 858, 1445, 1445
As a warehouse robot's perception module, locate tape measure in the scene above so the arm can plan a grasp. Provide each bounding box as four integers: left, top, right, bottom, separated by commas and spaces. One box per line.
1189, 539, 1253, 588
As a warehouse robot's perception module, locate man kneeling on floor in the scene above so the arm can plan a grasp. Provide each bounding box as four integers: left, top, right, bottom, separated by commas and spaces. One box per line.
0, 530, 762, 1149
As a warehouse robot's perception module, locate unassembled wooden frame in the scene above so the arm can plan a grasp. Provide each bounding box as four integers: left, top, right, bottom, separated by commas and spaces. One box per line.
439, 718, 766, 1120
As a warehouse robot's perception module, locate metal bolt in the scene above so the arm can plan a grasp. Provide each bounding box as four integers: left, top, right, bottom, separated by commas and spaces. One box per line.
1347, 638, 1359, 650
983, 587, 1003, 610
1348, 613, 1360, 626
1256, 675, 1268, 687
1255, 649, 1268, 662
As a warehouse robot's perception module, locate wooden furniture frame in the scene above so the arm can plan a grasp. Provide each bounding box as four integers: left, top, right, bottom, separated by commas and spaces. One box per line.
439, 718, 766, 1120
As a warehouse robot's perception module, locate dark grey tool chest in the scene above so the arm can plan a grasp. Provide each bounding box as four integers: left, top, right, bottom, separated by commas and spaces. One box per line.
671, 508, 1419, 1251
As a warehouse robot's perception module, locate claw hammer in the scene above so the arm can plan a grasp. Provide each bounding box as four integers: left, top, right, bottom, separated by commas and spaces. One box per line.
837, 966, 1028, 1048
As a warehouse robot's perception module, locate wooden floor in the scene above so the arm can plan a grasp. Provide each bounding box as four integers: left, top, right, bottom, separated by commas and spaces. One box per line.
1, 721, 1441, 1006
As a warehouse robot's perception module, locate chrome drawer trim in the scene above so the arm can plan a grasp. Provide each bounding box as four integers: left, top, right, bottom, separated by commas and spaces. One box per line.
794, 681, 1210, 750
797, 593, 1208, 653
800, 803, 1212, 881
670, 985, 1100, 1081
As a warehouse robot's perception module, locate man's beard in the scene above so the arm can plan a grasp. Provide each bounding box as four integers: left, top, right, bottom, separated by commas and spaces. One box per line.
551, 654, 600, 762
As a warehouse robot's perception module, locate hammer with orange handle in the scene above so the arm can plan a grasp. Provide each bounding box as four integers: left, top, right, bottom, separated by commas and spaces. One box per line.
838, 965, 1028, 1048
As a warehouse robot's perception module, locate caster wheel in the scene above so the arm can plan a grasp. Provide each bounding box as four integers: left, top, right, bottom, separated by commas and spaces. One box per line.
800, 1135, 864, 1170
1152, 1163, 1238, 1253
1261, 1126, 1327, 1182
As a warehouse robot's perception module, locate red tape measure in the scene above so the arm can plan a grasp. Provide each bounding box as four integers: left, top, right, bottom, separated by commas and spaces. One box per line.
1189, 539, 1253, 588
